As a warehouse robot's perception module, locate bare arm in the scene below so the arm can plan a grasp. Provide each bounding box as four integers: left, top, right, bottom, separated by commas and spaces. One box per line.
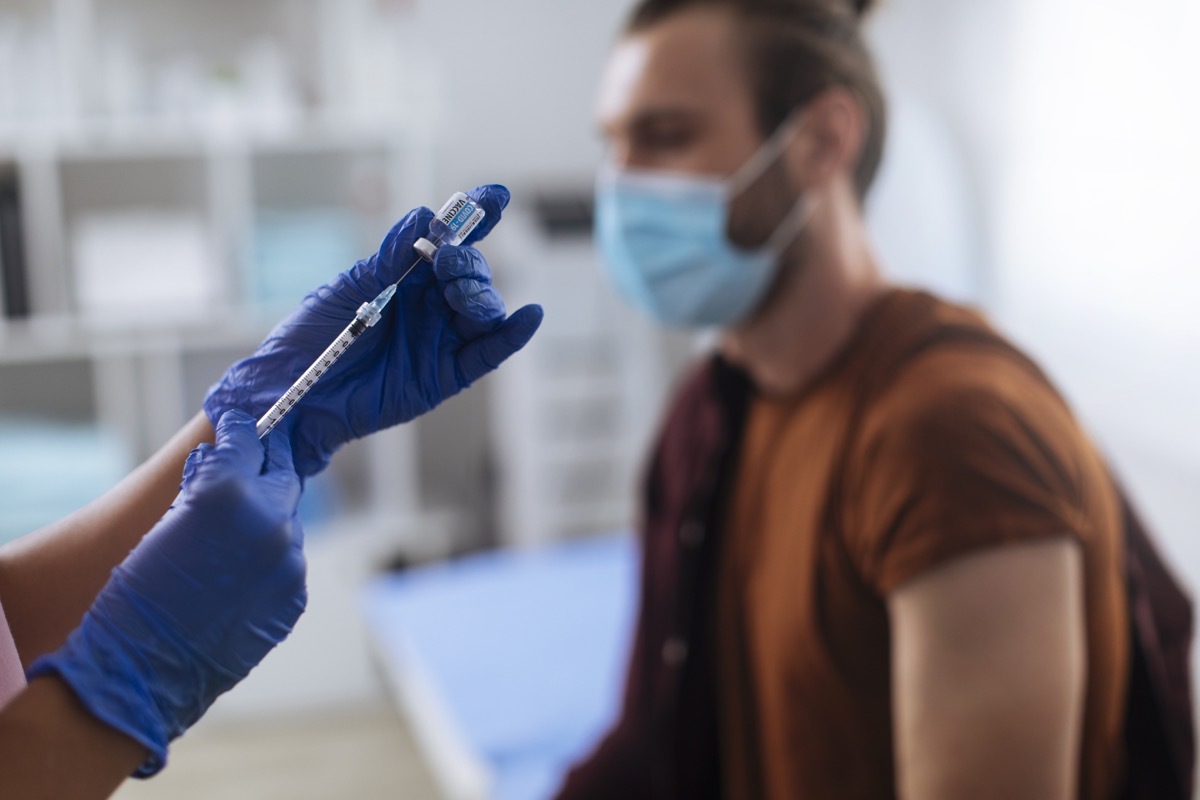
0, 412, 214, 666
0, 676, 146, 799
888, 538, 1086, 800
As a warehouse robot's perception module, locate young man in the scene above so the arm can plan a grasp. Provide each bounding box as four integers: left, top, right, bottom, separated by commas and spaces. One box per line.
559, 2, 1128, 798
0, 186, 542, 798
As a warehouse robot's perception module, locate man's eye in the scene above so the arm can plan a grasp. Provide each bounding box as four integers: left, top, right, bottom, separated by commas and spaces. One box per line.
639, 128, 694, 151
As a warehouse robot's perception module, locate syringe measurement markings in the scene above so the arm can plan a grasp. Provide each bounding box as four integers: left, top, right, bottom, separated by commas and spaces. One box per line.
256, 325, 364, 437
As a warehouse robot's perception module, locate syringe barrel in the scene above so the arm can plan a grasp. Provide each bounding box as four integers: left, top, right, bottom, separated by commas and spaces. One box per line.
255, 316, 366, 438
414, 192, 486, 262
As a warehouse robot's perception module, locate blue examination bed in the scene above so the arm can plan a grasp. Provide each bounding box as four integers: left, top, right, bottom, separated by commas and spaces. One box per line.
361, 532, 638, 800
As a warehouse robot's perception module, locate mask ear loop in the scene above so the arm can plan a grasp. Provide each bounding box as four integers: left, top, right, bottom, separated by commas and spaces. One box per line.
762, 191, 814, 257
725, 110, 813, 256
725, 110, 807, 197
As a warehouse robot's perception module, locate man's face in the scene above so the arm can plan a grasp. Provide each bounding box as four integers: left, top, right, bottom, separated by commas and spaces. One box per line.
597, 7, 763, 179
596, 7, 800, 250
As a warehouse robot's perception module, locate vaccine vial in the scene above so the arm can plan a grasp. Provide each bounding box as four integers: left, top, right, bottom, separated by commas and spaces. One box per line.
413, 192, 487, 262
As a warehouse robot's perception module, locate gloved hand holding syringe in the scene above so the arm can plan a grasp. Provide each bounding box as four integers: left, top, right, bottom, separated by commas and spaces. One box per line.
254, 192, 489, 439
206, 183, 542, 477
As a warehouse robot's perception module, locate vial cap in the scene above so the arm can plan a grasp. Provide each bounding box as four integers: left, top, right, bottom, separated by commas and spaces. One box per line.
414, 238, 438, 263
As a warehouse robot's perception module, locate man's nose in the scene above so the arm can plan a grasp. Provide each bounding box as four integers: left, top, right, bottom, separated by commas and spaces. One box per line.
606, 141, 635, 170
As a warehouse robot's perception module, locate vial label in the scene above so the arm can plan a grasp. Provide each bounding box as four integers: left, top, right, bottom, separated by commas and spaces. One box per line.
439, 194, 470, 227
434, 192, 486, 246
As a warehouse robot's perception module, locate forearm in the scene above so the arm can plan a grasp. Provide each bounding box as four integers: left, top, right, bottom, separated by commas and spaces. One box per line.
0, 413, 214, 666
0, 676, 147, 799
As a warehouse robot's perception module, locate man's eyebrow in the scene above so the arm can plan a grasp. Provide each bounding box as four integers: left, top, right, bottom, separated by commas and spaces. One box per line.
598, 107, 702, 139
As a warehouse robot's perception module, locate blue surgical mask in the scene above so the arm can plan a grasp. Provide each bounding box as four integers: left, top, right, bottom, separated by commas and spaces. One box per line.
595, 116, 811, 328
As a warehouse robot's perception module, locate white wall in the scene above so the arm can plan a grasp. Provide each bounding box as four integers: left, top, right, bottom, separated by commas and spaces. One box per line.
406, 0, 638, 195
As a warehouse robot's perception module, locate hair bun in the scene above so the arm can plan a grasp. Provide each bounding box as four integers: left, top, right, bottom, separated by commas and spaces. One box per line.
847, 0, 876, 18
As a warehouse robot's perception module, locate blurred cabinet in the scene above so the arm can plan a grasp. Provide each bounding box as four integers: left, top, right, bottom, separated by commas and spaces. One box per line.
0, 0, 457, 548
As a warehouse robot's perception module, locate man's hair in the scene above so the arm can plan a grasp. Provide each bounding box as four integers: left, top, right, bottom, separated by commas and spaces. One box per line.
626, 0, 887, 201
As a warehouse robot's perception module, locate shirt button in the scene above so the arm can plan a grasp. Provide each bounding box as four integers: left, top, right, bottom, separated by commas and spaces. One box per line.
662, 637, 689, 668
679, 520, 705, 548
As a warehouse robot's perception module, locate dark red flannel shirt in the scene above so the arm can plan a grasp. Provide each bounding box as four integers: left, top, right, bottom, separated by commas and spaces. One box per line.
555, 357, 749, 799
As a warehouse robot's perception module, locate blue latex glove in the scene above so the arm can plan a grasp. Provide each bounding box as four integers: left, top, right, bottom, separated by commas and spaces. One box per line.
29, 410, 305, 776
204, 184, 544, 477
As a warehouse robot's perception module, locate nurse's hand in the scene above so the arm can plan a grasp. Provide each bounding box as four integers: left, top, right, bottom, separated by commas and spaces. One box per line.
204, 183, 544, 477
28, 410, 305, 776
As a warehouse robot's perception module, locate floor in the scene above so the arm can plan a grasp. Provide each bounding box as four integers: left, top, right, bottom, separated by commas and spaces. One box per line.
112, 706, 443, 800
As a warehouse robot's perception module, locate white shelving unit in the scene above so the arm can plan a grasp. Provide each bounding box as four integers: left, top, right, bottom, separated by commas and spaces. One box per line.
0, 0, 459, 550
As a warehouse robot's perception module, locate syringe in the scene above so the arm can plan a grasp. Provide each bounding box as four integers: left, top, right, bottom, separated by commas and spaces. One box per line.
255, 192, 488, 439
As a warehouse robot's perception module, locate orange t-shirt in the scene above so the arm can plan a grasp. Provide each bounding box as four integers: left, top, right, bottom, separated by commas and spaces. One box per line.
717, 290, 1128, 799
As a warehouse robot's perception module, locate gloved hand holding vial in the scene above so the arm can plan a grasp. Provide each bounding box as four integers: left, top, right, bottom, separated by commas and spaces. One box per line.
206, 183, 545, 476
253, 191, 490, 439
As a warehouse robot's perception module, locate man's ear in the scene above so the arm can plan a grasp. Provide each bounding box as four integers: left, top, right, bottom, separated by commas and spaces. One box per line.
785, 86, 867, 191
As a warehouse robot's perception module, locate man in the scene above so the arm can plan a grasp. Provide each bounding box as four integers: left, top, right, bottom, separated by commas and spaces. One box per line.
0, 186, 541, 798
558, 2, 1129, 798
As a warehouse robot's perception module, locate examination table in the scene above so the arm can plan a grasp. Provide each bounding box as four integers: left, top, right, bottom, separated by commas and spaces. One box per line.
362, 532, 637, 800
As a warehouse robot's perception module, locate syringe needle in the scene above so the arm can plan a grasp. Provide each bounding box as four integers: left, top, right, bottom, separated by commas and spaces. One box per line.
255, 256, 425, 439
394, 255, 424, 287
